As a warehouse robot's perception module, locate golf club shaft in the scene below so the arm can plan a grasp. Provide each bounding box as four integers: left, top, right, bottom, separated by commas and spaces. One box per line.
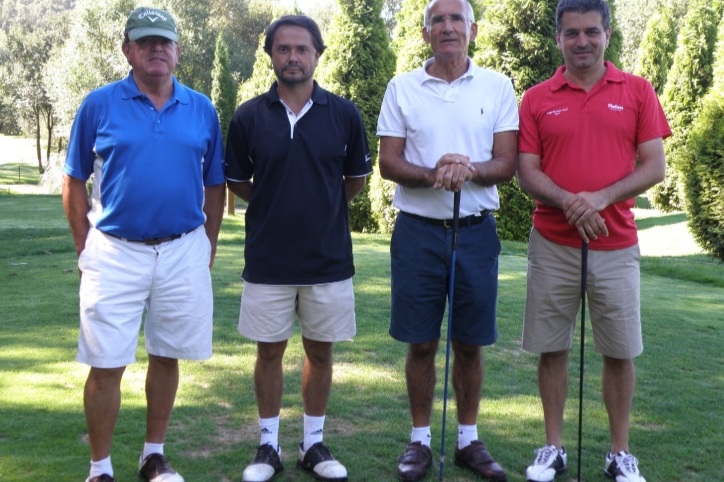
577, 241, 589, 482
439, 190, 461, 481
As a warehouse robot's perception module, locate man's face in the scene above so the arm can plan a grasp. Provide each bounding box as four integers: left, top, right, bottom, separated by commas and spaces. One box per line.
271, 25, 320, 87
122, 35, 180, 80
422, 0, 477, 58
555, 10, 610, 74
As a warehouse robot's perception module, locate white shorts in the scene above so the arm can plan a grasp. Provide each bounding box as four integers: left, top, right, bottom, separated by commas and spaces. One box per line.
76, 227, 213, 368
238, 279, 356, 343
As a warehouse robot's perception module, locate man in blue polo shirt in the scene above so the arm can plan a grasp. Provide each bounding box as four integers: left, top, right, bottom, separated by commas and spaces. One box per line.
62, 7, 225, 482
225, 15, 371, 482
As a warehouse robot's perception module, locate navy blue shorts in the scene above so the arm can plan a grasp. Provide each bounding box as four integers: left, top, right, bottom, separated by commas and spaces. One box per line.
389, 211, 501, 346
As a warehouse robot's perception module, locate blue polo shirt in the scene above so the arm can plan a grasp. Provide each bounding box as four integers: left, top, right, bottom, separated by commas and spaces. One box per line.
64, 72, 225, 240
226, 81, 372, 285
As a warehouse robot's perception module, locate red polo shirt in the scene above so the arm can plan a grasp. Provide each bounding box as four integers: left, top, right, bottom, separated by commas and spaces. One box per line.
518, 62, 671, 250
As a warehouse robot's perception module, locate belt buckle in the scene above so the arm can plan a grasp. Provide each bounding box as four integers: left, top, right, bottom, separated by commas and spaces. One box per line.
443, 219, 453, 229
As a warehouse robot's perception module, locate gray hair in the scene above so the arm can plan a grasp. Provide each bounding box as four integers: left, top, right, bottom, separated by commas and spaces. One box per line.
423, 0, 475, 28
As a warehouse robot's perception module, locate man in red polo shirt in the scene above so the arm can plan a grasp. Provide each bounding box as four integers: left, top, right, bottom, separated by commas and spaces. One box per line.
517, 1, 670, 481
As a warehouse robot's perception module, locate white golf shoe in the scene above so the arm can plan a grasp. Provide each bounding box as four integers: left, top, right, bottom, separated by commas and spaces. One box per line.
604, 451, 646, 482
297, 441, 348, 481
242, 443, 283, 482
526, 445, 567, 481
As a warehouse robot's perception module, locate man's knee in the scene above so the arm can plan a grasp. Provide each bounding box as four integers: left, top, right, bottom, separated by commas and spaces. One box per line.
87, 366, 125, 389
257, 341, 288, 365
302, 338, 334, 367
408, 340, 439, 361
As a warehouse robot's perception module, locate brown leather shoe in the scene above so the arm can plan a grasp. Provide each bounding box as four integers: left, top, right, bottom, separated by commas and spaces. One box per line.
397, 441, 432, 481
454, 440, 506, 481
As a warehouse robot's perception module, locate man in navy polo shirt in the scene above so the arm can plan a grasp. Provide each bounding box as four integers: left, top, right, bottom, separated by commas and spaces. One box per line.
225, 15, 371, 482
62, 7, 225, 482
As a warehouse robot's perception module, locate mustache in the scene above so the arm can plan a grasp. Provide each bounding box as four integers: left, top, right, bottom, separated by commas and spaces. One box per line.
283, 63, 304, 71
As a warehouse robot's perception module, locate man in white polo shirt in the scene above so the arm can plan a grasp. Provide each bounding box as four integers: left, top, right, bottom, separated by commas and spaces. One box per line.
377, 0, 518, 480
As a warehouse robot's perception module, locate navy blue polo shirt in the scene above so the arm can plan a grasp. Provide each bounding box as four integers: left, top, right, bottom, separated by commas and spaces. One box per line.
64, 72, 225, 240
225, 81, 372, 285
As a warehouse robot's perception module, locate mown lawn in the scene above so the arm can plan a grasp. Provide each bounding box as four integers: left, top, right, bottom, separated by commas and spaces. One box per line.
0, 192, 722, 482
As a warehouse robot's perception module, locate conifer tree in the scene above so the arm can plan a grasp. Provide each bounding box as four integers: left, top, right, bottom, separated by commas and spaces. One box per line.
635, 7, 678, 95
392, 0, 432, 74
236, 33, 276, 106
652, 0, 719, 212
324, 0, 396, 232
211, 32, 237, 146
680, 13, 724, 260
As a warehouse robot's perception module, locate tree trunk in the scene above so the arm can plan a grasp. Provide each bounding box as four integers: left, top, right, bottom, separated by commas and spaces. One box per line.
35, 108, 43, 174
45, 109, 54, 166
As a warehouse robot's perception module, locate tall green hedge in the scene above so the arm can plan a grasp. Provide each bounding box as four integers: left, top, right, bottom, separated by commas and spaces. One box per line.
635, 7, 679, 95
323, 0, 396, 232
653, 0, 719, 212
211, 32, 237, 146
680, 16, 724, 261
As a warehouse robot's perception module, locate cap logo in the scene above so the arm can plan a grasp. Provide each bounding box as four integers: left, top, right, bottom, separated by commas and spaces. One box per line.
137, 10, 167, 22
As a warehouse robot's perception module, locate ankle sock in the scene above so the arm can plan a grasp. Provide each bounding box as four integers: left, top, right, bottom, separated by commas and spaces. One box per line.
457, 424, 478, 449
90, 456, 113, 478
142, 442, 164, 461
259, 415, 280, 450
303, 414, 325, 451
411, 426, 432, 447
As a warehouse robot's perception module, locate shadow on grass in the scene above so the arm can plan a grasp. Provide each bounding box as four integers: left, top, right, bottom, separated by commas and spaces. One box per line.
635, 212, 688, 230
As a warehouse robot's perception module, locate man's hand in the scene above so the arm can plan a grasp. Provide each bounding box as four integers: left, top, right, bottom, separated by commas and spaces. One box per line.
432, 154, 475, 191
562, 191, 610, 242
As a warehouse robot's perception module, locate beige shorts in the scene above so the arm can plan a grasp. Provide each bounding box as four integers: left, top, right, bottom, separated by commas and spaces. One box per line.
522, 228, 642, 359
238, 278, 356, 343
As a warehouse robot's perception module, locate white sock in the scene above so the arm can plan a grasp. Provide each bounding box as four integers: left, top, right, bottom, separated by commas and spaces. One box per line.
303, 414, 325, 451
259, 415, 280, 450
142, 442, 164, 461
457, 424, 478, 449
411, 426, 432, 447
89, 456, 113, 478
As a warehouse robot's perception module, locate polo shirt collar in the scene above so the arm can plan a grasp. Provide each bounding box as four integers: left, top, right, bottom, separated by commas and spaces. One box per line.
551, 61, 624, 92
265, 80, 328, 107
419, 57, 475, 85
120, 71, 189, 105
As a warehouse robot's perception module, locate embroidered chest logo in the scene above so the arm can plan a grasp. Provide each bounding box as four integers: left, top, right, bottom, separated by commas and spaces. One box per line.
608, 103, 624, 112
546, 108, 568, 116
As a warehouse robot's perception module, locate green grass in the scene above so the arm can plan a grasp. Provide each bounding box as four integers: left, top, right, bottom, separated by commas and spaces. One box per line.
1, 193, 723, 481
0, 134, 45, 187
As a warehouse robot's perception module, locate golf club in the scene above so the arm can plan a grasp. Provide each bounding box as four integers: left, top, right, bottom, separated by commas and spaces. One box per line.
577, 240, 589, 482
439, 189, 461, 482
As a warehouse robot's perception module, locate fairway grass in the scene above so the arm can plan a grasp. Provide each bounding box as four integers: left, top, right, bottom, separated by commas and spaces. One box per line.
0, 193, 722, 481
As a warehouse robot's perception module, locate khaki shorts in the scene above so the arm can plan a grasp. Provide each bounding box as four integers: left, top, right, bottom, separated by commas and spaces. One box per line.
522, 228, 642, 359
238, 279, 356, 343
77, 227, 213, 368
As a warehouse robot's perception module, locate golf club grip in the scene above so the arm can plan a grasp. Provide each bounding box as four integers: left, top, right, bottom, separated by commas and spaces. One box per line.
452, 190, 461, 250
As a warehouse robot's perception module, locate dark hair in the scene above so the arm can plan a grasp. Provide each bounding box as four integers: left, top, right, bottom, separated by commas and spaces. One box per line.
264, 15, 326, 57
555, 0, 611, 33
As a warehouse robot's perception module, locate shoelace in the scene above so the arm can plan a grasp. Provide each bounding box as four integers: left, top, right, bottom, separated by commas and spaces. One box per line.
534, 446, 557, 465
309, 443, 333, 461
616, 453, 639, 474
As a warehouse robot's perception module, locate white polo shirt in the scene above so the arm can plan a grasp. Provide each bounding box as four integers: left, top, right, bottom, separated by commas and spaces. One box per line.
377, 58, 519, 219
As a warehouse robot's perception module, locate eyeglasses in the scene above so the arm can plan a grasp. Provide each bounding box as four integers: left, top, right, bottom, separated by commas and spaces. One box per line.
427, 14, 471, 29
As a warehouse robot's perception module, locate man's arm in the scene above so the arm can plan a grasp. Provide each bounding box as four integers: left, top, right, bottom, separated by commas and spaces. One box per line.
378, 136, 475, 192
62, 174, 91, 259
203, 183, 225, 269
518, 152, 608, 243
563, 138, 666, 225
227, 180, 253, 203
345, 176, 366, 202
469, 130, 517, 187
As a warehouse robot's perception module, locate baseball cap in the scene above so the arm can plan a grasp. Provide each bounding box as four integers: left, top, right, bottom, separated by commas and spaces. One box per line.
124, 7, 178, 42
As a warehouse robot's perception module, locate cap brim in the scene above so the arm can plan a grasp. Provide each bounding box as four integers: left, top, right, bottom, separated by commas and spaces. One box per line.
128, 27, 177, 42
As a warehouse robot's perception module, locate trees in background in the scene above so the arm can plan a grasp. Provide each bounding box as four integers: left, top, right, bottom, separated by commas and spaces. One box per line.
680, 14, 724, 261
324, 0, 396, 232
652, 0, 720, 212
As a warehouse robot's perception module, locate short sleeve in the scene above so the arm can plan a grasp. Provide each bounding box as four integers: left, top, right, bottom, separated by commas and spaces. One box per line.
493, 77, 519, 133
517, 90, 542, 155
202, 100, 226, 186
64, 95, 99, 181
637, 79, 672, 144
225, 106, 254, 182
344, 103, 372, 178
377, 78, 407, 138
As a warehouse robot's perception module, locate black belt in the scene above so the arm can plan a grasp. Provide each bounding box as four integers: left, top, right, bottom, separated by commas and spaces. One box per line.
104, 229, 194, 246
400, 210, 491, 228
